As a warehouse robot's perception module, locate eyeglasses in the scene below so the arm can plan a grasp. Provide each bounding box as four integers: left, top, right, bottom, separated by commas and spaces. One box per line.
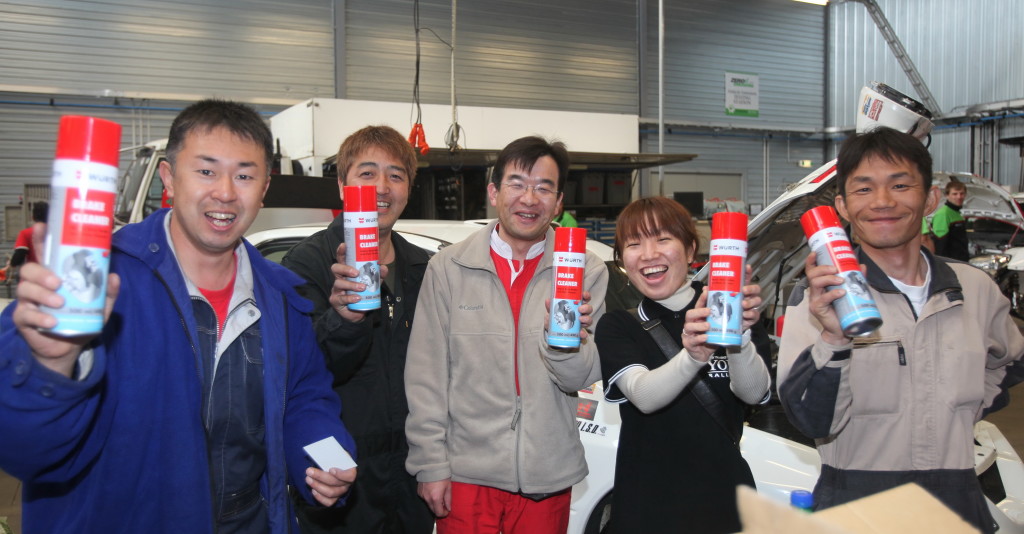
502, 181, 559, 199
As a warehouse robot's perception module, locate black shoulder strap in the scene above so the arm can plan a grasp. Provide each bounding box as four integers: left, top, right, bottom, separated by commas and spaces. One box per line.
628, 307, 740, 446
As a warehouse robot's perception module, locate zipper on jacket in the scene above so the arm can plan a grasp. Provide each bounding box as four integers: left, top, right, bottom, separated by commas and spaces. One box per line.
154, 271, 218, 533
510, 398, 522, 430
513, 395, 523, 493
897, 341, 906, 366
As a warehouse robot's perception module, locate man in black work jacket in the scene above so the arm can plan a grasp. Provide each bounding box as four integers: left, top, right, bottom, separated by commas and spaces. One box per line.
284, 125, 434, 534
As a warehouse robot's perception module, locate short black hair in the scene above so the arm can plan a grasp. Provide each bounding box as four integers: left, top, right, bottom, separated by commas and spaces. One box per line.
490, 136, 570, 192
836, 127, 932, 197
31, 201, 48, 223
165, 99, 273, 170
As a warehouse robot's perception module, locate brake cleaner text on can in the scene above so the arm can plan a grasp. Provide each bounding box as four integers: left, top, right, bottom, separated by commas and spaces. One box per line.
800, 206, 882, 337
343, 185, 381, 311
706, 212, 748, 347
41, 115, 122, 336
547, 227, 587, 349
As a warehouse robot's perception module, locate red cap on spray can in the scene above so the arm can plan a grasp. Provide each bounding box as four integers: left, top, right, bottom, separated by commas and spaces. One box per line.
711, 212, 748, 241
55, 116, 122, 167
800, 206, 843, 236
554, 227, 587, 253
343, 185, 377, 212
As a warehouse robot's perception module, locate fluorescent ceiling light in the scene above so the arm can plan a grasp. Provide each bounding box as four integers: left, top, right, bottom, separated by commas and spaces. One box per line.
793, 0, 828, 5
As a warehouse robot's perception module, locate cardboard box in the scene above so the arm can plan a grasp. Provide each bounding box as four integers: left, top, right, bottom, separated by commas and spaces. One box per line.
737, 484, 979, 534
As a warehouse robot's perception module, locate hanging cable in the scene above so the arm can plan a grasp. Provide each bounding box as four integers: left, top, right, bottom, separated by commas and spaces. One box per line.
409, 0, 430, 155
445, 0, 464, 151
410, 0, 465, 167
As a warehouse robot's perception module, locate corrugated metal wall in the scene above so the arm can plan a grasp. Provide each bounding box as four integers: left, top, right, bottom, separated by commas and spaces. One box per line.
638, 0, 827, 202
343, 0, 639, 114
0, 95, 287, 249
0, 0, 334, 252
0, 0, 335, 101
649, 134, 827, 207
643, 0, 826, 131
828, 0, 1024, 187
0, 99, 294, 254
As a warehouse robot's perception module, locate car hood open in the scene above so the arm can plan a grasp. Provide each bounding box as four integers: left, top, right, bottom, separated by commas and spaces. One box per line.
693, 165, 1023, 324
933, 172, 1024, 230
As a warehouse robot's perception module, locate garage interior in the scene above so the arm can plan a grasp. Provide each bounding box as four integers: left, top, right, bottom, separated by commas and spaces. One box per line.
1, 0, 1023, 532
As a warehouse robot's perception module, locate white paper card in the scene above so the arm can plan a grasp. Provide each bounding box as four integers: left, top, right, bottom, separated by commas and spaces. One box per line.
303, 436, 357, 471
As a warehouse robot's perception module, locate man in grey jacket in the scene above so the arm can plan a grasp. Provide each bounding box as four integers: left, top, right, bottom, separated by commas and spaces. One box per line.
404, 136, 608, 534
777, 127, 1024, 533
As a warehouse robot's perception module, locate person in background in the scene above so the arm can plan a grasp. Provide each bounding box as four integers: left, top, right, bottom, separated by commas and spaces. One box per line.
922, 179, 969, 261
0, 100, 356, 533
594, 196, 771, 533
5, 201, 48, 277
553, 203, 577, 227
404, 136, 608, 534
778, 127, 1024, 533
283, 125, 434, 534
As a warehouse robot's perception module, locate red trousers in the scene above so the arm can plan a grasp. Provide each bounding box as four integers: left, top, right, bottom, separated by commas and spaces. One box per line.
435, 482, 571, 534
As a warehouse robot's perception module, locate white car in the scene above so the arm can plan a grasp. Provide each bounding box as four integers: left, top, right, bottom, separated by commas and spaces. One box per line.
249, 208, 1024, 534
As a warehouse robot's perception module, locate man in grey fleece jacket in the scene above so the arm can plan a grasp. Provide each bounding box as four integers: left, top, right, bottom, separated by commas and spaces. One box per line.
404, 136, 608, 534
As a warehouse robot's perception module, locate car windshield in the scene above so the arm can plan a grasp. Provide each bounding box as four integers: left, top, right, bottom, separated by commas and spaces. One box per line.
115, 147, 165, 224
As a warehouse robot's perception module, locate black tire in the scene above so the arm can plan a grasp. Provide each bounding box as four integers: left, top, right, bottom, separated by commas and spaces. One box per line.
583, 492, 613, 534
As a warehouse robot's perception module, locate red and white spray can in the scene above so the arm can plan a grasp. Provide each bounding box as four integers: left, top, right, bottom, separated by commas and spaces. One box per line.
41, 115, 122, 335
706, 212, 748, 347
343, 185, 380, 311
800, 206, 882, 336
547, 227, 587, 348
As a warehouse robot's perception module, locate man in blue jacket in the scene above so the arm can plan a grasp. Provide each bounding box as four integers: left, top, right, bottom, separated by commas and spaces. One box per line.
0, 100, 357, 533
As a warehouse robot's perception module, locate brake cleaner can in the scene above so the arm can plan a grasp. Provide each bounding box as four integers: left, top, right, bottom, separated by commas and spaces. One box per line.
547, 227, 587, 348
800, 206, 882, 336
41, 115, 122, 336
706, 212, 748, 347
343, 185, 380, 311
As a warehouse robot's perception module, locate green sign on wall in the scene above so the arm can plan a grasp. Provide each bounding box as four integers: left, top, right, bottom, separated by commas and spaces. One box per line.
725, 72, 759, 118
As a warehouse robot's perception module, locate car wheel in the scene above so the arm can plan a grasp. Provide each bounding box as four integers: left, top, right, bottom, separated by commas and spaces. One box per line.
583, 492, 613, 534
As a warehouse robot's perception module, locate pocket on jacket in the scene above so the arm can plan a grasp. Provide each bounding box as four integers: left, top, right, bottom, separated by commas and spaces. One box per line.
850, 337, 905, 416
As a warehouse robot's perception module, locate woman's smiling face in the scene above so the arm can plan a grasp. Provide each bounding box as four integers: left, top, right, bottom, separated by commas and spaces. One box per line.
621, 229, 694, 301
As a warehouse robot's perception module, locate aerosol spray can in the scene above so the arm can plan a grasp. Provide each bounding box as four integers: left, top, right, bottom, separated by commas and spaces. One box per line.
800, 206, 882, 336
547, 227, 587, 348
41, 116, 122, 336
343, 185, 380, 311
706, 212, 748, 347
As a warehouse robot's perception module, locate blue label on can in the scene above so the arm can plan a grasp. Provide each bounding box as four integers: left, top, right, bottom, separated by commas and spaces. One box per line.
344, 210, 380, 311
50, 246, 109, 334
833, 271, 882, 335
705, 289, 743, 347
347, 259, 381, 311
547, 298, 582, 348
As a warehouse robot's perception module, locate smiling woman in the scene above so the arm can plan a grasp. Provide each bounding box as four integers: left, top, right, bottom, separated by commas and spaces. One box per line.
594, 196, 772, 534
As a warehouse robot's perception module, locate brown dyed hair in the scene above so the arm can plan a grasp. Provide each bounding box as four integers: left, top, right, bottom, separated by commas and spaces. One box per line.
337, 125, 418, 184
945, 179, 966, 194
613, 196, 700, 267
